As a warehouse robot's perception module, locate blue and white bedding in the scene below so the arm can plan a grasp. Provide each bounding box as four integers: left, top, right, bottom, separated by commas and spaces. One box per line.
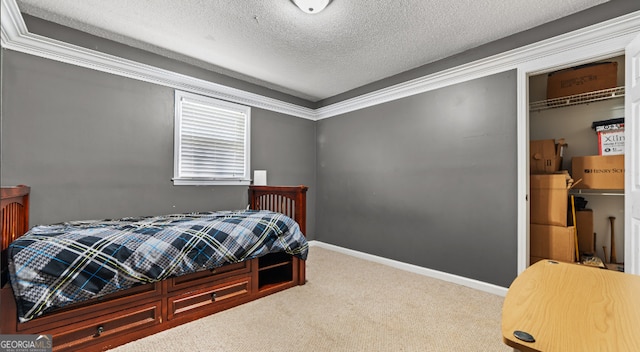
8, 210, 308, 322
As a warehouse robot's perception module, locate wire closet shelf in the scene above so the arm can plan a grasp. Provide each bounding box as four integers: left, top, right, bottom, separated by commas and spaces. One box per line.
530, 86, 625, 112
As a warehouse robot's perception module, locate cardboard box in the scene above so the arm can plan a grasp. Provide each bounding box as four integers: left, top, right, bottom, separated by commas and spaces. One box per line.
575, 209, 594, 254
530, 139, 566, 174
572, 155, 624, 190
530, 174, 570, 226
593, 118, 624, 155
598, 130, 625, 155
547, 62, 618, 99
530, 224, 576, 263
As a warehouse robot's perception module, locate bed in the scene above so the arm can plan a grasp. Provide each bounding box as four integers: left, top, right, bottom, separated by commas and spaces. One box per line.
0, 185, 308, 351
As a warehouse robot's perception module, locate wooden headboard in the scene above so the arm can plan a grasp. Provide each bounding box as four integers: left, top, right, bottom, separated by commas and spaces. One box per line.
249, 185, 308, 235
1, 185, 30, 286
0, 185, 307, 247
1, 185, 30, 252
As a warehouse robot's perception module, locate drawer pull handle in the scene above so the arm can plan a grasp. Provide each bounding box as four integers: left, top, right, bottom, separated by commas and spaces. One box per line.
211, 292, 217, 302
96, 325, 105, 337
211, 268, 217, 274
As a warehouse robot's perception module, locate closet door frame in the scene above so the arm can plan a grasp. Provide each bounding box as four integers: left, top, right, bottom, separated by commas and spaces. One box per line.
516, 31, 640, 275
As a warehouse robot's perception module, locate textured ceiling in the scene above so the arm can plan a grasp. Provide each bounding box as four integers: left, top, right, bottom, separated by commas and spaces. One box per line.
16, 0, 608, 102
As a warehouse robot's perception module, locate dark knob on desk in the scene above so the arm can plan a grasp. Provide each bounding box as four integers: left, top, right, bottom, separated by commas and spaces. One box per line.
514, 330, 535, 343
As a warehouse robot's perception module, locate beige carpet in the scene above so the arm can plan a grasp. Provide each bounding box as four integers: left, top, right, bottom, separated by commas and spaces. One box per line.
109, 246, 511, 352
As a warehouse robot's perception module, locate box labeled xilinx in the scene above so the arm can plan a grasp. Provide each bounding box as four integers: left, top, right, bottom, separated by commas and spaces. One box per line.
592, 118, 624, 156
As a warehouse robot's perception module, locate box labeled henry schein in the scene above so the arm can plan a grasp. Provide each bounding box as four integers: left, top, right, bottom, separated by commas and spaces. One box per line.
571, 155, 624, 190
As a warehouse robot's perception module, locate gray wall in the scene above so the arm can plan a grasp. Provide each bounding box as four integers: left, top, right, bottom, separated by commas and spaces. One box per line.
316, 71, 518, 287
3, 3, 638, 288
0, 50, 316, 236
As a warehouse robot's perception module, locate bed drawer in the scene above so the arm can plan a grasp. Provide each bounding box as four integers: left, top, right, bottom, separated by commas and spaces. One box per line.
167, 260, 251, 292
168, 276, 251, 320
17, 282, 162, 332
50, 301, 162, 351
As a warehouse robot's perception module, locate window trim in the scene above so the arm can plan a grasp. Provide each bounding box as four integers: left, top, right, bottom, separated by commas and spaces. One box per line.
173, 90, 251, 186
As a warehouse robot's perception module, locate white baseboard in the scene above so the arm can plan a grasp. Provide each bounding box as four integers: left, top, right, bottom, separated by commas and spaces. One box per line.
308, 240, 509, 297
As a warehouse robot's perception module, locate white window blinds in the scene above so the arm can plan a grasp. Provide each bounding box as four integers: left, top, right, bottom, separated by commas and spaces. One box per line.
174, 91, 251, 185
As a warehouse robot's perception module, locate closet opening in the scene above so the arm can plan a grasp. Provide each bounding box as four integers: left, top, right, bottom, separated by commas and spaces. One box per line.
527, 55, 626, 272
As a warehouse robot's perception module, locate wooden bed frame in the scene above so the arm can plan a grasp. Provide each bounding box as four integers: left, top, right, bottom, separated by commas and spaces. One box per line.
0, 185, 308, 351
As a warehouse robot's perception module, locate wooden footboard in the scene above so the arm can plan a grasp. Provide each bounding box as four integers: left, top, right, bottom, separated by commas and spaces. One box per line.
249, 185, 308, 285
1, 185, 307, 352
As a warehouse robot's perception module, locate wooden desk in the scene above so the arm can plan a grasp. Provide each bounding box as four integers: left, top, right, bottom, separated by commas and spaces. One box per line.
502, 260, 640, 351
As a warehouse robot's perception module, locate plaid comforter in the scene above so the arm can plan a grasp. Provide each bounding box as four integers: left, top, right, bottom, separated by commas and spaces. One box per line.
8, 210, 308, 322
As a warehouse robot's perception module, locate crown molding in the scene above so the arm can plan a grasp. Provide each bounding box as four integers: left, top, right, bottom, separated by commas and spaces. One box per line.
315, 10, 640, 119
0, 0, 317, 120
2, 0, 640, 121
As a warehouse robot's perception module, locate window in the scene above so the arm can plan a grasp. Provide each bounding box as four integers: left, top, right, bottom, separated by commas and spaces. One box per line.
173, 91, 251, 185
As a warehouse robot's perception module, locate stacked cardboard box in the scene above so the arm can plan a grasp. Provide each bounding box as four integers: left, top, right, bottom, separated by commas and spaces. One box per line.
530, 174, 569, 227
530, 173, 576, 264
530, 224, 575, 264
530, 139, 566, 174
